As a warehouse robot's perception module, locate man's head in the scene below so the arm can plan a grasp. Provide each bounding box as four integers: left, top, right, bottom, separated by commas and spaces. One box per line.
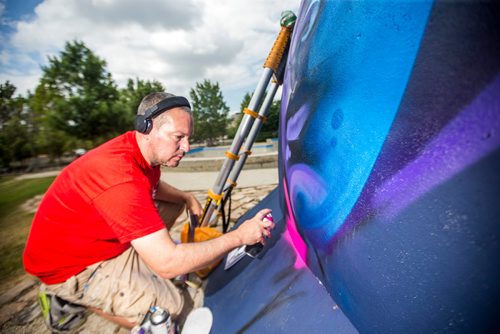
135, 92, 191, 134
135, 92, 194, 168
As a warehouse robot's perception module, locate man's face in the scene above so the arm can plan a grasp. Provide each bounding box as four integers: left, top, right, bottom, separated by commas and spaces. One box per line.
149, 107, 193, 167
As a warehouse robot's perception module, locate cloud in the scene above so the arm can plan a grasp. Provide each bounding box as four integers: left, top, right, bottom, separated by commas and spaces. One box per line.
0, 0, 300, 110
70, 0, 201, 31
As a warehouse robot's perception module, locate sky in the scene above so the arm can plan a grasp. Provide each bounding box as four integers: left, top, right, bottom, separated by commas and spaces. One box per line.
0, 0, 300, 113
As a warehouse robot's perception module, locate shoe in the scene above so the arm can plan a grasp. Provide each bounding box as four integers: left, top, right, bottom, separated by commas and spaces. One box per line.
38, 291, 87, 332
181, 307, 212, 334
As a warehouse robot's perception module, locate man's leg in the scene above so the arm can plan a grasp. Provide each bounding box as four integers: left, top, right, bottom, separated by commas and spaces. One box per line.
88, 307, 135, 329
43, 201, 191, 329
43, 248, 192, 329
155, 200, 186, 230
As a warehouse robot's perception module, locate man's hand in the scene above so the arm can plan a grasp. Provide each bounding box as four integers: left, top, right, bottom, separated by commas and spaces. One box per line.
185, 193, 202, 217
235, 208, 275, 246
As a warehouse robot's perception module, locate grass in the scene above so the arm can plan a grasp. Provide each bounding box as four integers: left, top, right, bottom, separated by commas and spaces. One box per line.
0, 175, 56, 289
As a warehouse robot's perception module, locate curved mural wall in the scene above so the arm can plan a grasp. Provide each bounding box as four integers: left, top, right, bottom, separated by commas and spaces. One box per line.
279, 0, 499, 332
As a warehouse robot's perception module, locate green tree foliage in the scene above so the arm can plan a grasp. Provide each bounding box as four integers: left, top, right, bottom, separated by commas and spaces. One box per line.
37, 40, 121, 145
240, 91, 252, 113
28, 83, 53, 159
0, 81, 17, 127
189, 80, 229, 145
115, 78, 165, 130
258, 99, 280, 140
0, 42, 176, 172
0, 82, 31, 169
228, 91, 281, 141
226, 91, 250, 139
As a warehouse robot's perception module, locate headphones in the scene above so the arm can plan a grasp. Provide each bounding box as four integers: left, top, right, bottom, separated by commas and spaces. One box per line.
134, 96, 191, 134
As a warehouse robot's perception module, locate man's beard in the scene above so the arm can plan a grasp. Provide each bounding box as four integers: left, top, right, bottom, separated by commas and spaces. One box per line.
163, 159, 180, 168
161, 151, 184, 167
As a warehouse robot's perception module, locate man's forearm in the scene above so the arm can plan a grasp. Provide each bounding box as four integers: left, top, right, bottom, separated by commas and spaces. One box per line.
131, 208, 272, 279
133, 229, 244, 279
166, 231, 243, 277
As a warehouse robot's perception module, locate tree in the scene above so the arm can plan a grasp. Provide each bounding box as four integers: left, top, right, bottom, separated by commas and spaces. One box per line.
37, 40, 121, 145
0, 81, 17, 128
189, 80, 229, 145
226, 92, 250, 139
229, 91, 281, 141
0, 81, 31, 169
240, 91, 252, 113
258, 99, 281, 140
115, 78, 165, 132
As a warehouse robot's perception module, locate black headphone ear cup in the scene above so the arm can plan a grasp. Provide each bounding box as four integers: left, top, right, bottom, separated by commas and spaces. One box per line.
134, 115, 146, 133
143, 118, 153, 134
134, 115, 152, 134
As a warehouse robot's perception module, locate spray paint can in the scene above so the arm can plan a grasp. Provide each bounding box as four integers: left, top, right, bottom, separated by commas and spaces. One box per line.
150, 307, 174, 334
245, 212, 273, 257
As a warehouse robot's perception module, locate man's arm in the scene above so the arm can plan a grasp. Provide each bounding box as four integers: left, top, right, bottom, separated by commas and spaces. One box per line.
155, 180, 202, 216
131, 208, 273, 279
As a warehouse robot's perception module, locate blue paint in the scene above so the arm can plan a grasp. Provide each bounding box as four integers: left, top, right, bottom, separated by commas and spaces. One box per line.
283, 0, 434, 245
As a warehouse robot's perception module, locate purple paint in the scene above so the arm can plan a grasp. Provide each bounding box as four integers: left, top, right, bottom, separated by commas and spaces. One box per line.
373, 75, 500, 219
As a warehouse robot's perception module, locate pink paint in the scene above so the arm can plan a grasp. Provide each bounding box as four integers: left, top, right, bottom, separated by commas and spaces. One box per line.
283, 179, 308, 269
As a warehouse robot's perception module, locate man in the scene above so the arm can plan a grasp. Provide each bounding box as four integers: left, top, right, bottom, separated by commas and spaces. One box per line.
23, 92, 274, 330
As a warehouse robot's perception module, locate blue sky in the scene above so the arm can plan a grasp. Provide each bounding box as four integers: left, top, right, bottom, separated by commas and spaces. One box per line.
0, 0, 299, 112
1, 0, 42, 23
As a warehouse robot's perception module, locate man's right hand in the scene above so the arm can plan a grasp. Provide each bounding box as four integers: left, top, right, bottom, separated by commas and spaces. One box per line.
234, 208, 275, 246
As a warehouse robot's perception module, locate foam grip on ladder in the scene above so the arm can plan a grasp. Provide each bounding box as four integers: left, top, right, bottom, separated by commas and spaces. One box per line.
264, 27, 292, 72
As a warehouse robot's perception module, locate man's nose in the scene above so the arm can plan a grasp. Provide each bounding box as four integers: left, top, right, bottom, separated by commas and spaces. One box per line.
180, 138, 190, 153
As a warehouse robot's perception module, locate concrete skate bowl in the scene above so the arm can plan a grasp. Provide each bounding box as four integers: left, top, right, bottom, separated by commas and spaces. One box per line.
204, 1, 500, 333
172, 142, 278, 172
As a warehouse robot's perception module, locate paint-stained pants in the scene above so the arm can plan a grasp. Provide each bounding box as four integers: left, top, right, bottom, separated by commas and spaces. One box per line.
41, 200, 193, 324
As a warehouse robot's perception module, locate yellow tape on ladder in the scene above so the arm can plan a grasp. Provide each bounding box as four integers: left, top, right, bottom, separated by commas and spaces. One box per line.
208, 189, 223, 204
226, 178, 237, 187
243, 108, 259, 119
243, 108, 267, 123
225, 151, 239, 161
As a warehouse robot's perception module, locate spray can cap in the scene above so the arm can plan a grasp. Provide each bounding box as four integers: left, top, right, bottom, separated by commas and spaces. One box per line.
150, 308, 169, 325
263, 212, 274, 223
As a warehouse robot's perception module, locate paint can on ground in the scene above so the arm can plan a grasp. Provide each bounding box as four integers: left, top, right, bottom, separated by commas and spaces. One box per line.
150, 307, 175, 334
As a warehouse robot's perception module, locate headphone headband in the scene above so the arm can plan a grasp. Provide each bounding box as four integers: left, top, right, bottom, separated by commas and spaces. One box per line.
135, 96, 191, 134
135, 96, 191, 133
143, 96, 191, 119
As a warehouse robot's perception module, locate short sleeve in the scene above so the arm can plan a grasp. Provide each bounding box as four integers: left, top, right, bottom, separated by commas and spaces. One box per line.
92, 181, 165, 243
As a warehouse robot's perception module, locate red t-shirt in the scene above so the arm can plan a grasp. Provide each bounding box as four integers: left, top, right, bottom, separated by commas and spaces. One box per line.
23, 131, 165, 284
